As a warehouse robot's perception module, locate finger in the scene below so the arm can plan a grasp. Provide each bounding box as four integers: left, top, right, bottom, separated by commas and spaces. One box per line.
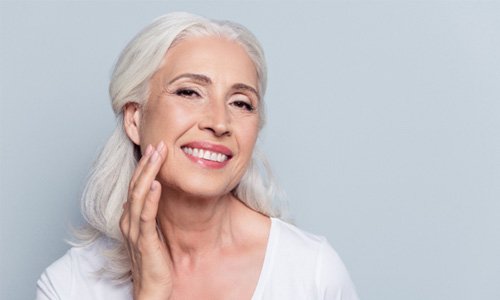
129, 142, 166, 211
128, 142, 167, 240
119, 202, 136, 267
119, 201, 131, 237
130, 141, 166, 197
123, 144, 152, 237
129, 144, 154, 190
139, 180, 162, 240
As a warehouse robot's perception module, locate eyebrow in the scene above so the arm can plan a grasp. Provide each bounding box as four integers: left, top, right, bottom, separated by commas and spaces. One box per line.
232, 83, 260, 100
168, 73, 260, 99
168, 73, 211, 85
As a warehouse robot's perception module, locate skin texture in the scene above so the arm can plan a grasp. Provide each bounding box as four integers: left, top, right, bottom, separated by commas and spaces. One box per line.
121, 37, 271, 299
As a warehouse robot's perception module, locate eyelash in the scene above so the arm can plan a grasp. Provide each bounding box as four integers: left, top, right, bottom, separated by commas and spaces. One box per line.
175, 88, 200, 98
174, 88, 255, 112
231, 100, 255, 112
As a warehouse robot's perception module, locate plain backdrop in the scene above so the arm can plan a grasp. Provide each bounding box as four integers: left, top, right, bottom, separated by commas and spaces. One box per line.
1, 1, 499, 299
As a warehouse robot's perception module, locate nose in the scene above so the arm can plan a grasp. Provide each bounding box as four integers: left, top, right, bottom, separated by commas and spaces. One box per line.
199, 101, 232, 137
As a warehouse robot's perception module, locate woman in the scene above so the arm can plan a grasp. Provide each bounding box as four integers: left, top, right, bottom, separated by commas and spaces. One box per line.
37, 12, 359, 299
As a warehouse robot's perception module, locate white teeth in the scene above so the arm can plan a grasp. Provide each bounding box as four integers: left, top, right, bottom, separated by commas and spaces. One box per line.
181, 147, 229, 162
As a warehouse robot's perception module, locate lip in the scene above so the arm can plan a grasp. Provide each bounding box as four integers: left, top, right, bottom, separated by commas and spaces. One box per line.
181, 141, 233, 169
181, 141, 233, 156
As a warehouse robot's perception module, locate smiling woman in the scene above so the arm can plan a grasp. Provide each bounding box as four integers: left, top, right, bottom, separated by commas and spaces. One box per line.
125, 37, 261, 201
36, 12, 359, 300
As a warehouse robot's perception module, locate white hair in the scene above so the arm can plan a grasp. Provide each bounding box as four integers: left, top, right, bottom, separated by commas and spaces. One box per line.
74, 12, 284, 280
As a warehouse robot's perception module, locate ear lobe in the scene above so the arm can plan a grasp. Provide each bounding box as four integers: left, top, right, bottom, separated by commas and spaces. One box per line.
123, 102, 141, 145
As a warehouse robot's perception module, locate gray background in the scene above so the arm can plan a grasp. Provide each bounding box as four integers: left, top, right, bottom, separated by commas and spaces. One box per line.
1, 1, 499, 299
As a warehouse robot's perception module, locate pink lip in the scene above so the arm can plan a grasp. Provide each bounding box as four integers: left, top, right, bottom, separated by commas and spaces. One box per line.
181, 141, 233, 169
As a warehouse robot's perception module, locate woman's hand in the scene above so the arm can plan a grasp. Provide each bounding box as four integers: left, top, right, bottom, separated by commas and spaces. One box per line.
120, 141, 173, 300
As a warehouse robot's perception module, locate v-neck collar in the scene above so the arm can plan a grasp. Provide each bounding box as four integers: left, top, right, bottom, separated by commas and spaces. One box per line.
251, 217, 281, 299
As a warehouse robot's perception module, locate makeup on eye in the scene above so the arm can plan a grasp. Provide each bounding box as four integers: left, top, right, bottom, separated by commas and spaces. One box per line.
175, 87, 201, 98
230, 99, 255, 112
163, 82, 206, 98
169, 85, 257, 111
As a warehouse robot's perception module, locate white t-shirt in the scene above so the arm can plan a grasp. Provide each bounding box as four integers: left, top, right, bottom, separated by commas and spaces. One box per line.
37, 218, 359, 299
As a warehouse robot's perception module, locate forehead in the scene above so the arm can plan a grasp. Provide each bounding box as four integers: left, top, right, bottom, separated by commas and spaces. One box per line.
157, 36, 258, 88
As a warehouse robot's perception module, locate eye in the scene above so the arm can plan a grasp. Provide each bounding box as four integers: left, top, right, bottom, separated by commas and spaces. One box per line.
231, 100, 255, 112
175, 88, 200, 98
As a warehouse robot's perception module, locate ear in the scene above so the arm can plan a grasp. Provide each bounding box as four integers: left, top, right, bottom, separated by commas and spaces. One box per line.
123, 102, 141, 145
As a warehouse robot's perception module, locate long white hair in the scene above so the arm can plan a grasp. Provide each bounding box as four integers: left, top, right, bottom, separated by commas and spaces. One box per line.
75, 12, 283, 280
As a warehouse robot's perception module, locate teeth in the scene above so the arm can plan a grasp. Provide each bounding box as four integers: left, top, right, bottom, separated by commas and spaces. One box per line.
182, 147, 228, 162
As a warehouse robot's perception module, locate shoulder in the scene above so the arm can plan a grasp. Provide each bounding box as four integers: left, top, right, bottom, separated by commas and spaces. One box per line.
270, 218, 330, 260
36, 237, 131, 300
266, 218, 359, 299
42, 237, 108, 277
314, 237, 360, 299
272, 218, 324, 249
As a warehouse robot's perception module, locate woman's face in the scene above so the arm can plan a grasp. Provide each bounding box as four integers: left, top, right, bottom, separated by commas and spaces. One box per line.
125, 37, 260, 198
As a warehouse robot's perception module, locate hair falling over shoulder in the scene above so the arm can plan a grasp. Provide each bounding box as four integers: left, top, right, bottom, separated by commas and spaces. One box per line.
72, 12, 286, 281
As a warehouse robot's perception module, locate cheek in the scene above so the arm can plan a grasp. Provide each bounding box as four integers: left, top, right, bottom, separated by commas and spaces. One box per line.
140, 102, 196, 147
236, 121, 260, 157
246, 133, 258, 153
241, 119, 260, 143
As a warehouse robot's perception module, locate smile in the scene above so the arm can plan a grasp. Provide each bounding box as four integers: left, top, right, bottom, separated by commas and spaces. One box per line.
182, 147, 229, 162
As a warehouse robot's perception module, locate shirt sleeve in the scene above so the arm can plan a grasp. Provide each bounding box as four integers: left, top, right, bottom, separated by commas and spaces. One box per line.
316, 238, 360, 300
36, 250, 72, 300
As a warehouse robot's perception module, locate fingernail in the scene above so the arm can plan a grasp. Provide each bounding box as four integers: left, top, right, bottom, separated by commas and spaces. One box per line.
150, 150, 159, 163
150, 181, 158, 191
157, 141, 165, 152
144, 144, 153, 156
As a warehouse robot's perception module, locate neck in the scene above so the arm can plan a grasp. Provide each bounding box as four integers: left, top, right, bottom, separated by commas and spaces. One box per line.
156, 187, 238, 263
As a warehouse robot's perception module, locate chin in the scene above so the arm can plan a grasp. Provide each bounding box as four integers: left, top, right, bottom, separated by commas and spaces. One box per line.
159, 172, 238, 200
